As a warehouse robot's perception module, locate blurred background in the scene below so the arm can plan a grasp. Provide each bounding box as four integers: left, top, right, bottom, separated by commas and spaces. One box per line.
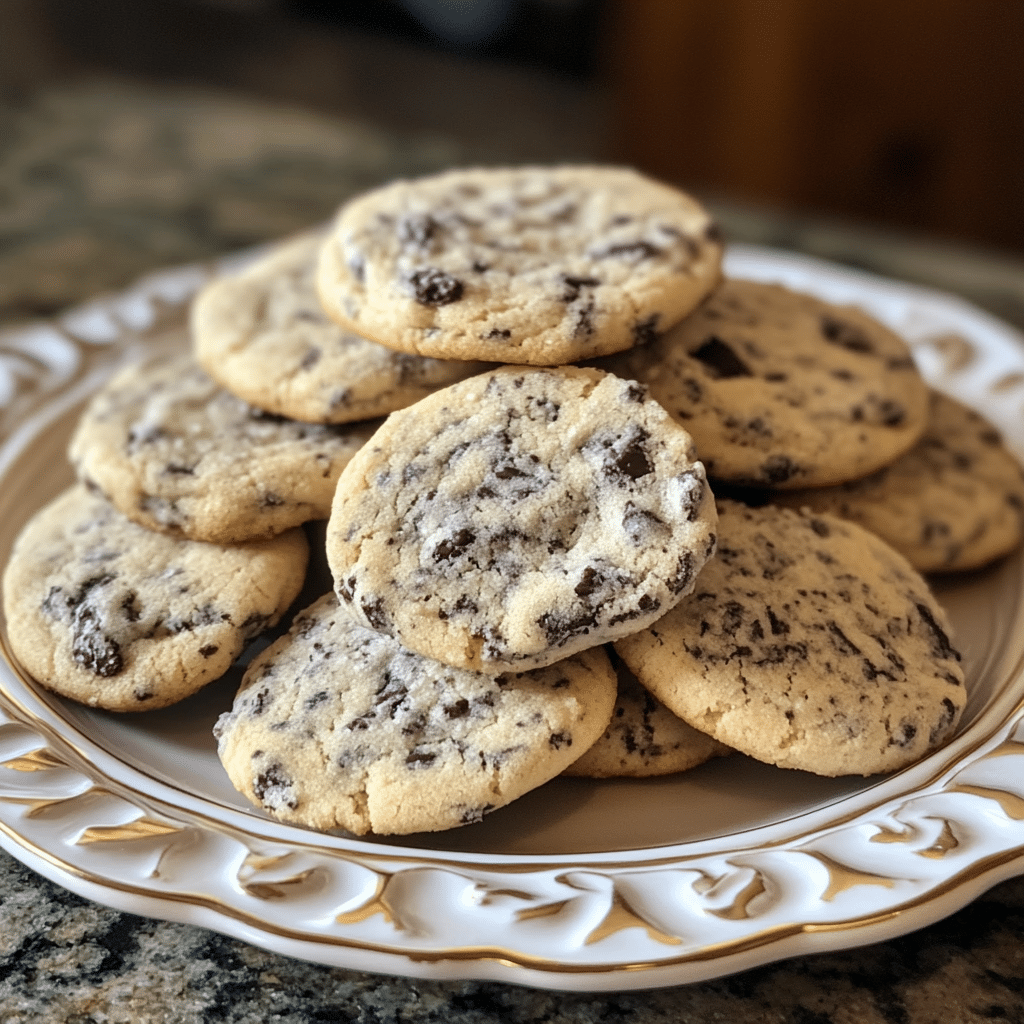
2, 0, 1023, 326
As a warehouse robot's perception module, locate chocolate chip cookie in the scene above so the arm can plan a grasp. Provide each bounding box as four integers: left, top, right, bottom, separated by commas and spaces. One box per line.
316, 165, 723, 365
614, 500, 966, 777
327, 365, 718, 674
192, 232, 488, 424
563, 649, 730, 778
69, 352, 379, 543
776, 390, 1024, 572
616, 278, 930, 488
2, 485, 308, 711
215, 593, 617, 835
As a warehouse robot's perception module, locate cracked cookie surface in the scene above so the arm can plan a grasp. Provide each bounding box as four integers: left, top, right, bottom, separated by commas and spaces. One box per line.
614, 500, 966, 777
69, 352, 379, 543
2, 485, 308, 711
214, 593, 617, 835
326, 365, 718, 674
776, 390, 1024, 572
316, 165, 722, 365
192, 232, 488, 424
564, 649, 730, 778
609, 278, 930, 488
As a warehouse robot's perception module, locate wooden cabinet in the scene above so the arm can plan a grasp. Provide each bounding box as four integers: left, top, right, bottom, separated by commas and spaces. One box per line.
603, 1, 1024, 253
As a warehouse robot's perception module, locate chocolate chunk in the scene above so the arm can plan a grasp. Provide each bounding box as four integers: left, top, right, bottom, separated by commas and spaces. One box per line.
406, 751, 437, 768
877, 400, 906, 427
587, 425, 654, 482
624, 381, 648, 403
561, 275, 600, 302
405, 268, 464, 306
929, 697, 958, 743
253, 763, 298, 810
827, 621, 861, 656
299, 347, 322, 371
916, 602, 960, 665
632, 314, 661, 346
668, 551, 695, 594
820, 314, 874, 354
549, 731, 572, 749
537, 609, 597, 647
575, 566, 604, 597
571, 298, 596, 338
121, 591, 141, 622
398, 213, 439, 249
760, 454, 799, 485
444, 698, 470, 719
808, 518, 831, 538
591, 240, 661, 261
71, 604, 123, 678
608, 594, 660, 625
434, 529, 476, 562
362, 598, 390, 631
691, 336, 753, 379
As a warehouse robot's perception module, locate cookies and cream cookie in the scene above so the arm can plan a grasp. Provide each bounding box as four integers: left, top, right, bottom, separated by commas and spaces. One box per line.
192, 232, 488, 424
614, 278, 930, 488
564, 650, 729, 778
614, 500, 966, 777
775, 391, 1024, 572
316, 165, 723, 365
2, 485, 308, 711
327, 365, 718, 674
215, 593, 617, 835
69, 352, 379, 544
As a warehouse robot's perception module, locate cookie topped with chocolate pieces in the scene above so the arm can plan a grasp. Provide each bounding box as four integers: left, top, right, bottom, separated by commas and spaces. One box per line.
614, 500, 966, 777
215, 593, 617, 835
2, 485, 308, 711
326, 365, 718, 674
775, 390, 1024, 572
69, 352, 379, 544
192, 232, 488, 424
614, 278, 930, 488
316, 165, 723, 366
564, 649, 730, 778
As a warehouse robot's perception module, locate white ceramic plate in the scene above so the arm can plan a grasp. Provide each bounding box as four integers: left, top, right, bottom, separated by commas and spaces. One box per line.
3, 244, 1024, 992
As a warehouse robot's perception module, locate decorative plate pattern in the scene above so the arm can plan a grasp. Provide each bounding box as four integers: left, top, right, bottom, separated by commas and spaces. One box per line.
2, 244, 1024, 991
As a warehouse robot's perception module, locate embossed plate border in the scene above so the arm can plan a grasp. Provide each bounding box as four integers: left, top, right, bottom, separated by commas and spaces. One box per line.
2, 244, 1024, 991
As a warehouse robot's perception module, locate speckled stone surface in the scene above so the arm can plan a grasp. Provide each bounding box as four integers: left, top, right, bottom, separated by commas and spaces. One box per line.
5, 76, 1024, 1022
5, 853, 1024, 1023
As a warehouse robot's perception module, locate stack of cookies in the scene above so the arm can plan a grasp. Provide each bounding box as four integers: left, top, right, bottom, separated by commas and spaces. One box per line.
5, 164, 1020, 837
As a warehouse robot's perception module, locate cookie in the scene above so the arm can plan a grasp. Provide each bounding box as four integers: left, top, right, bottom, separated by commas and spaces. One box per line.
326, 365, 718, 674
614, 500, 966, 777
775, 390, 1024, 572
69, 352, 379, 544
214, 593, 618, 835
2, 485, 308, 711
611, 278, 930, 488
563, 649, 729, 778
316, 165, 723, 366
191, 232, 489, 424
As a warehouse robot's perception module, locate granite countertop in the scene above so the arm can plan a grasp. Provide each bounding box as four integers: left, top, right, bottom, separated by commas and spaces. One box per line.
4, 77, 1024, 1023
